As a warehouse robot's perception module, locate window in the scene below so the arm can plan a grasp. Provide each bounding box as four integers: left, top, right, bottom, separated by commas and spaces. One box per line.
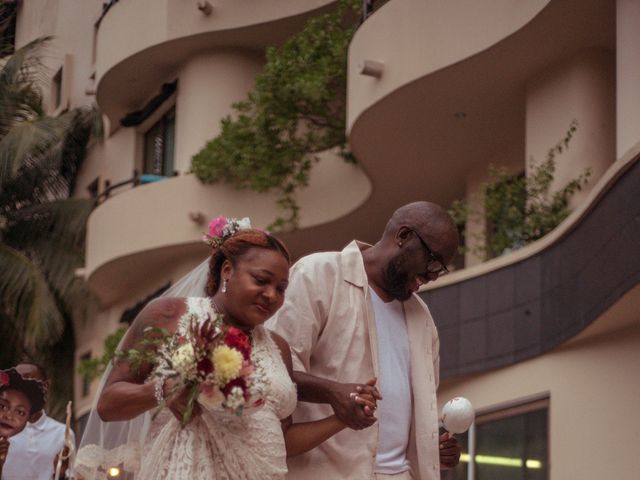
449, 398, 549, 480
143, 107, 175, 176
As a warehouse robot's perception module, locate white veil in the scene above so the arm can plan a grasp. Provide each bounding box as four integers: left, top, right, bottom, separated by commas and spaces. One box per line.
74, 258, 210, 479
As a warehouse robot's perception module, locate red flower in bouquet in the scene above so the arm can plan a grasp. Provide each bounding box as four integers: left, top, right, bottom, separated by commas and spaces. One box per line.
0, 371, 8, 386
224, 327, 252, 360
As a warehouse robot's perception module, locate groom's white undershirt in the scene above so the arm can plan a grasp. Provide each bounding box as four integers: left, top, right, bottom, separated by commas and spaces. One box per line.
370, 287, 412, 475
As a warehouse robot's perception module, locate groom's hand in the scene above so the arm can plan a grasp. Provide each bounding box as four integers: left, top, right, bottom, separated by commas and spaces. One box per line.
329, 378, 382, 430
439, 432, 461, 469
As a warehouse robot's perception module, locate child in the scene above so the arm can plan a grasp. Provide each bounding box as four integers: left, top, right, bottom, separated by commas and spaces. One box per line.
0, 368, 46, 476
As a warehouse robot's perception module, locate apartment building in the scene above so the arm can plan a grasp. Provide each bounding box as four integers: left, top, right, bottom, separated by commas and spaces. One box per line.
349, 1, 640, 479
12, 1, 640, 478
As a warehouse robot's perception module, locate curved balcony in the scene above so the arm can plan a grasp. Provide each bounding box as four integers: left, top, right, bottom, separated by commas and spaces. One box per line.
419, 144, 640, 378
85, 152, 370, 304
95, 0, 337, 127
346, 0, 614, 212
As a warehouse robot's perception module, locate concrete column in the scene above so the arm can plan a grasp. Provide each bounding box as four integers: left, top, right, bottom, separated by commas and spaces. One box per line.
616, 0, 640, 159
173, 50, 264, 172
525, 49, 615, 207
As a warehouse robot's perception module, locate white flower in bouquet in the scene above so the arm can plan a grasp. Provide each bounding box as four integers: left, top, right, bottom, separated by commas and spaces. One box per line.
171, 343, 197, 380
224, 386, 246, 411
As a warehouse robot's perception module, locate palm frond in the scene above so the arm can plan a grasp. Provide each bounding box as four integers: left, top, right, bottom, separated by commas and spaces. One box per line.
0, 114, 73, 191
0, 107, 101, 205
0, 37, 50, 135
5, 198, 93, 305
0, 243, 65, 351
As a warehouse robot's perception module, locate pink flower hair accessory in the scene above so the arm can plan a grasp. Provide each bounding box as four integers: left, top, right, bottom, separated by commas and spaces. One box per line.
203, 216, 252, 247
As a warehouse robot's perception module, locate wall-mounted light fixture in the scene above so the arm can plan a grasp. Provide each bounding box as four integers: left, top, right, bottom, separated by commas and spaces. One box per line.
189, 211, 206, 225
197, 1, 213, 16
358, 59, 384, 78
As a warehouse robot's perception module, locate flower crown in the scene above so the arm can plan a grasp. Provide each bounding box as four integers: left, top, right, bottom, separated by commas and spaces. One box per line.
0, 368, 46, 413
203, 216, 252, 247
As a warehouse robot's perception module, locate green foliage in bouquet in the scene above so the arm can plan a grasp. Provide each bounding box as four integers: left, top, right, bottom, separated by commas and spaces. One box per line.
450, 120, 591, 260
191, 0, 359, 231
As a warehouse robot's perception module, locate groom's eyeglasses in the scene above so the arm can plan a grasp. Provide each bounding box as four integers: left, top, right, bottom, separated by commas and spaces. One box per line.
409, 229, 449, 277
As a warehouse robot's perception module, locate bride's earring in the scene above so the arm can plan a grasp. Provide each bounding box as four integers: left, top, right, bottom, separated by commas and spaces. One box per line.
222, 279, 228, 293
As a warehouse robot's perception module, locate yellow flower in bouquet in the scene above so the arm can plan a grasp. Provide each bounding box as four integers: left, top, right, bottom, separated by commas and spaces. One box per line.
212, 345, 243, 385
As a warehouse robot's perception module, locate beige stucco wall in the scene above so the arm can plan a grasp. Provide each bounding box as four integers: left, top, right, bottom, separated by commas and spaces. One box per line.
95, 0, 336, 88
173, 51, 264, 172
84, 153, 371, 285
14, 0, 99, 112
616, 0, 640, 159
347, 0, 549, 132
525, 49, 615, 207
438, 317, 640, 479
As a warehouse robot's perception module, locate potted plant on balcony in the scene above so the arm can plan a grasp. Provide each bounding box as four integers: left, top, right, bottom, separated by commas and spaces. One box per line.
191, 0, 359, 231
450, 120, 591, 261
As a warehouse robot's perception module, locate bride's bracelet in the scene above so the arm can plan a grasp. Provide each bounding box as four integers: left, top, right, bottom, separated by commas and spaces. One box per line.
154, 376, 165, 406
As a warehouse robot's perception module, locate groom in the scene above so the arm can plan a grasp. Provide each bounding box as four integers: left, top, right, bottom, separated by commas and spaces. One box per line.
268, 201, 461, 480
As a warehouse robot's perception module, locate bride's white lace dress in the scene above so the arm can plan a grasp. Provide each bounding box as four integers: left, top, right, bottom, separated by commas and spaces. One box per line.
76, 297, 297, 480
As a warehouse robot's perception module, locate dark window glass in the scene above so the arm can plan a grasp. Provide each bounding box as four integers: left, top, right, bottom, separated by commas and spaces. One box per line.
449, 404, 548, 480
143, 108, 175, 176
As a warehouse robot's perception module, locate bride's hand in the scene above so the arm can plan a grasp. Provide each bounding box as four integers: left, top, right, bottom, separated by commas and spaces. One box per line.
165, 378, 202, 423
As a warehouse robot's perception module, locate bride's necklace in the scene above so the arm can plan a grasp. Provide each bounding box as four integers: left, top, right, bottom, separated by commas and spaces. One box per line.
209, 297, 254, 340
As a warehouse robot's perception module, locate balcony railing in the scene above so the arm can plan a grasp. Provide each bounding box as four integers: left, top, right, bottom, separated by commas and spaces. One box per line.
96, 0, 121, 28
94, 170, 177, 205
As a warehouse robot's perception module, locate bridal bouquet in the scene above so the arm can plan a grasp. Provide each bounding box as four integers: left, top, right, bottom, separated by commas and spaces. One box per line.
121, 313, 264, 425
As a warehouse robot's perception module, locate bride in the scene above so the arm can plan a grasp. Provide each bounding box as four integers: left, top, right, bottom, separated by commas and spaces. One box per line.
75, 218, 376, 479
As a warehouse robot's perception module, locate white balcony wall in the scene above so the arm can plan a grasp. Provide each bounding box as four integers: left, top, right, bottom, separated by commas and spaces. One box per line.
174, 51, 263, 172
525, 50, 615, 207
616, 0, 640, 159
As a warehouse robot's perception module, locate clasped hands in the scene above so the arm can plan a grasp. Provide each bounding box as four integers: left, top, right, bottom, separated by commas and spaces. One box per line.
328, 377, 381, 430
328, 378, 461, 469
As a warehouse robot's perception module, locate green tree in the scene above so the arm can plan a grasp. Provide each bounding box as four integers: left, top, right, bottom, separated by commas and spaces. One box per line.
450, 120, 590, 260
0, 38, 101, 417
191, 0, 359, 230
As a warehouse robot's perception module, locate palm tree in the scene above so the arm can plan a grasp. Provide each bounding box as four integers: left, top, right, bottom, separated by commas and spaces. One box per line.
0, 37, 100, 417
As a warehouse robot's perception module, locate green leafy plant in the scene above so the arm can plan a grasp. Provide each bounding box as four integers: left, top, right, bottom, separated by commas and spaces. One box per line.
191, 0, 359, 230
450, 120, 590, 260
77, 326, 128, 382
